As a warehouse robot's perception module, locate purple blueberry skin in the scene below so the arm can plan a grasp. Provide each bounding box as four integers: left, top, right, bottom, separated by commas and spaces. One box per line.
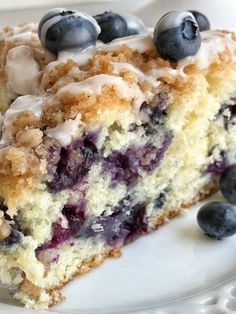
94, 197, 147, 245
219, 164, 236, 204
189, 10, 210, 31
0, 202, 22, 248
154, 12, 201, 61
0, 229, 21, 248
140, 93, 168, 123
154, 192, 166, 208
37, 196, 148, 253
205, 151, 228, 176
205, 100, 236, 176
46, 93, 172, 192
103, 93, 172, 187
39, 9, 99, 54
39, 93, 172, 251
94, 11, 127, 43
47, 137, 98, 193
197, 201, 236, 239
103, 134, 172, 187
217, 100, 236, 130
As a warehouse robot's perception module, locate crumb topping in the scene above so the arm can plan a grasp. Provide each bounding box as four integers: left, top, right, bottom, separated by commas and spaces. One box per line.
0, 211, 11, 240
0, 24, 235, 211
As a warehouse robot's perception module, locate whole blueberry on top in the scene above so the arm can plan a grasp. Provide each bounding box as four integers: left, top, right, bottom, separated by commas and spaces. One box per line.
94, 11, 127, 43
120, 13, 147, 36
38, 8, 101, 54
219, 164, 236, 204
38, 7, 65, 37
189, 10, 210, 31
153, 11, 201, 61
197, 201, 236, 239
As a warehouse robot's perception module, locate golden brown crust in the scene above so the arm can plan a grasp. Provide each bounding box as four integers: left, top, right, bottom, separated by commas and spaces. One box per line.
52, 248, 120, 291
0, 145, 44, 216
19, 247, 120, 308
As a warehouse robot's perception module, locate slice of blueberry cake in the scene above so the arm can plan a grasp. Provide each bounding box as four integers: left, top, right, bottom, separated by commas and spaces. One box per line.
0, 8, 236, 309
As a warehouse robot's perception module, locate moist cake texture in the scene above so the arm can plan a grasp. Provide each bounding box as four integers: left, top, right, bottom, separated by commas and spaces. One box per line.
0, 12, 236, 309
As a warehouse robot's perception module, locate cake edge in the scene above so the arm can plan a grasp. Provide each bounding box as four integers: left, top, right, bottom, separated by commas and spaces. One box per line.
15, 181, 217, 309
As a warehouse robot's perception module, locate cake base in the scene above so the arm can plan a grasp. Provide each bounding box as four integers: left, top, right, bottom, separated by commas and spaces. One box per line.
15, 183, 217, 309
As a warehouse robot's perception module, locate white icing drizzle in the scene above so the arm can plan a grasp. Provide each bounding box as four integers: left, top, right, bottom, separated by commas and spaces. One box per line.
155, 11, 195, 34
9, 32, 39, 43
177, 31, 236, 71
44, 30, 236, 145
1, 26, 236, 147
0, 23, 37, 40
58, 34, 154, 67
58, 47, 94, 66
40, 15, 61, 47
2, 73, 146, 143
2, 95, 44, 141
57, 73, 145, 110
119, 13, 147, 35
147, 67, 180, 80
0, 23, 39, 44
73, 12, 101, 35
45, 114, 84, 146
40, 11, 100, 47
57, 74, 130, 97
112, 62, 160, 88
6, 45, 41, 95
11, 23, 37, 35
58, 29, 236, 74
148, 31, 236, 79
99, 34, 155, 53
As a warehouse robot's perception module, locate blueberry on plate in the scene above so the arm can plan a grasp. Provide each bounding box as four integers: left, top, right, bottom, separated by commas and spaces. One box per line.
94, 11, 127, 43
219, 164, 236, 204
197, 201, 236, 239
38, 8, 101, 54
153, 11, 201, 61
189, 10, 210, 31
120, 13, 147, 36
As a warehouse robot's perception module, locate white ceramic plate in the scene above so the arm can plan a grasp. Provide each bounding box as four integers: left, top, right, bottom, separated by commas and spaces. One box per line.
1, 1, 236, 313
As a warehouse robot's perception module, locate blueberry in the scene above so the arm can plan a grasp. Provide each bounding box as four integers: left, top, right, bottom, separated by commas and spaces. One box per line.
154, 192, 166, 208
103, 134, 172, 188
153, 11, 201, 61
38, 7, 65, 38
189, 10, 210, 31
205, 150, 228, 176
47, 137, 98, 193
220, 164, 236, 204
218, 101, 236, 130
38, 8, 100, 54
197, 201, 236, 239
120, 13, 147, 36
94, 11, 127, 43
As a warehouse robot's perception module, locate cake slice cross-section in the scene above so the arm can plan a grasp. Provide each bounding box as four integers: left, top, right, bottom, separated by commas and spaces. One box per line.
0, 8, 236, 309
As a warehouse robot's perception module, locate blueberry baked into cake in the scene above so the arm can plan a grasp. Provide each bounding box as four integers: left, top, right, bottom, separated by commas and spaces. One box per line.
0, 8, 236, 309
